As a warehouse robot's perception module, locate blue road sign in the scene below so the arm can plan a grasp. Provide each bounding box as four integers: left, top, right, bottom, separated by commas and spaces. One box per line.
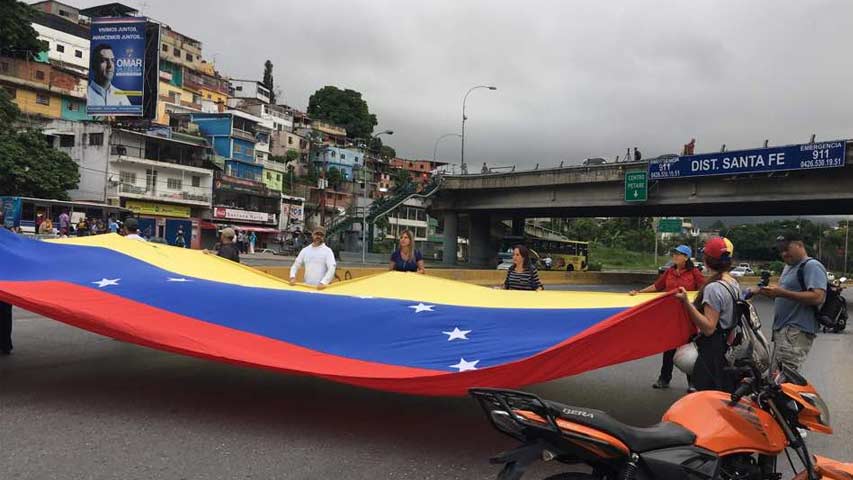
648, 140, 846, 180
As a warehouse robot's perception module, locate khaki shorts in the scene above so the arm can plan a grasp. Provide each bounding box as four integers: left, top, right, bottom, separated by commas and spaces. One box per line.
772, 325, 815, 373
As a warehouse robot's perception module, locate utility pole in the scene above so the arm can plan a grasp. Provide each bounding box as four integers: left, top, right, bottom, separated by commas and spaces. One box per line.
846, 219, 850, 275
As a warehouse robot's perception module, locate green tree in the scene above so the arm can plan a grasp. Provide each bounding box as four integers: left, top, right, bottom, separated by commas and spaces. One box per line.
262, 59, 276, 104
285, 149, 300, 165
0, 0, 47, 59
0, 89, 79, 199
390, 168, 412, 193
379, 145, 396, 160
326, 166, 343, 190
308, 86, 377, 139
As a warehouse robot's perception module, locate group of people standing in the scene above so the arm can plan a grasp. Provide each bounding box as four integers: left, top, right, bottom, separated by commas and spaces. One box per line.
635, 232, 827, 394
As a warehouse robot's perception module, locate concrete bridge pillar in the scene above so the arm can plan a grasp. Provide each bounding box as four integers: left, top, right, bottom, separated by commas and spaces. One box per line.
468, 213, 492, 267
442, 212, 458, 266
511, 217, 525, 236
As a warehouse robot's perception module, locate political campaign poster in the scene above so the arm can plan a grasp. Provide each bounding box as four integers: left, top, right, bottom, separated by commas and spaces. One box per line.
87, 17, 147, 116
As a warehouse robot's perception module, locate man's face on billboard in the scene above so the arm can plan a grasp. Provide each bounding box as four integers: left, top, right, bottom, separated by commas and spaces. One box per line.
95, 48, 116, 85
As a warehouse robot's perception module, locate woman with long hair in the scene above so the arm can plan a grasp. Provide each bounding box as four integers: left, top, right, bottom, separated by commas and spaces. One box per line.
503, 244, 544, 291
631, 245, 705, 391
389, 230, 425, 273
674, 237, 739, 393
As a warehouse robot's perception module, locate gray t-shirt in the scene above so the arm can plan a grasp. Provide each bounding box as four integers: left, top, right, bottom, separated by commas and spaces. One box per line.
702, 278, 741, 330
774, 257, 827, 334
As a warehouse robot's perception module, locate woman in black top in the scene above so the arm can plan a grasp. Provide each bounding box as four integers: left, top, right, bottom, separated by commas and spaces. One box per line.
389, 230, 425, 273
503, 245, 544, 291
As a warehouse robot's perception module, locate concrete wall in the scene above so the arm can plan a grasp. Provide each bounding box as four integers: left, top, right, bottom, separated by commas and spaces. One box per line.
255, 265, 659, 286
46, 120, 110, 202
33, 23, 89, 75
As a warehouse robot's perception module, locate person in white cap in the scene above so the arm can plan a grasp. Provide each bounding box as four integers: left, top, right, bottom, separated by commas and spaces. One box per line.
289, 226, 336, 290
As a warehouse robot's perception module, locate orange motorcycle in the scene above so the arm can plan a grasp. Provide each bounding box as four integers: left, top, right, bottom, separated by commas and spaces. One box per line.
471, 362, 853, 480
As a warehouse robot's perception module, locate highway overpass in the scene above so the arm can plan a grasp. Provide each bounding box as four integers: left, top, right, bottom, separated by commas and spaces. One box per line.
429, 140, 853, 265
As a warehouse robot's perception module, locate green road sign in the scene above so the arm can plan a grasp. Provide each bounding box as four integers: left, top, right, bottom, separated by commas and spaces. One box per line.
624, 171, 647, 202
658, 218, 682, 233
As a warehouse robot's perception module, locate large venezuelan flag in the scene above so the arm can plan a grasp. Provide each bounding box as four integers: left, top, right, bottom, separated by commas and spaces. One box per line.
0, 230, 695, 396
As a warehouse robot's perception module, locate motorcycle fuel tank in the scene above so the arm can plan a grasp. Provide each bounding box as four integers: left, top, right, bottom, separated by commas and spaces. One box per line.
662, 391, 786, 456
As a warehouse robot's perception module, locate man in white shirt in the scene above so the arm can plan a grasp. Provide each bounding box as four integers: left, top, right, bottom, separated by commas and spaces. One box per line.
123, 218, 147, 242
289, 226, 336, 290
87, 44, 132, 107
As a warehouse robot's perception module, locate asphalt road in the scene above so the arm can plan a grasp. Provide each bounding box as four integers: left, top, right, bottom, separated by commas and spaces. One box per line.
1, 287, 851, 480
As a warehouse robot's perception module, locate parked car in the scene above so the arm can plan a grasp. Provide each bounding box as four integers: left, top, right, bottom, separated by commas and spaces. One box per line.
583, 157, 607, 166
658, 260, 674, 274
496, 252, 513, 270
730, 266, 755, 277
694, 261, 704, 272
738, 263, 752, 270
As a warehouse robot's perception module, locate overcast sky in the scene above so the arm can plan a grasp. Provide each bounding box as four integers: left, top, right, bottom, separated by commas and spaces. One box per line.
70, 0, 853, 170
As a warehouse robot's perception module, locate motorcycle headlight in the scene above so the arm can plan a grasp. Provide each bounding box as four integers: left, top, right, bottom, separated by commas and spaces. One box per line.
800, 392, 831, 428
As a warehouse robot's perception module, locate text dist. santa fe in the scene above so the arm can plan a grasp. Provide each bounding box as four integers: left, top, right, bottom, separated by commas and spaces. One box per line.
691, 153, 785, 172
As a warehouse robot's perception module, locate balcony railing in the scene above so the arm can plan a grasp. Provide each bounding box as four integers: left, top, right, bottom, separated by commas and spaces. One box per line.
111, 183, 211, 205
232, 128, 256, 142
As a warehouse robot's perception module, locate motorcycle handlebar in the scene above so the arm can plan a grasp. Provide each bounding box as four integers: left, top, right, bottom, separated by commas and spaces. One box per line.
729, 379, 754, 406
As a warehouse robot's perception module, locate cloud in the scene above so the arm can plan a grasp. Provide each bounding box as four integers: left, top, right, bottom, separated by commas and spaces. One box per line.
72, 0, 853, 169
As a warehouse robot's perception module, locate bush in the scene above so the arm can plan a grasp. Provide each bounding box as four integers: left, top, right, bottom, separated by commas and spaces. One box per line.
587, 262, 603, 272
769, 261, 785, 275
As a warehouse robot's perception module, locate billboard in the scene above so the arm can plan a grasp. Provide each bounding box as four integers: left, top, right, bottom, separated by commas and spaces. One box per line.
87, 17, 147, 116
1, 197, 22, 229
648, 140, 847, 180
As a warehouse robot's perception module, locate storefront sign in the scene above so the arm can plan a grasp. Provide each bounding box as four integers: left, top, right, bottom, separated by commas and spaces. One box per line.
126, 200, 191, 218
213, 207, 270, 223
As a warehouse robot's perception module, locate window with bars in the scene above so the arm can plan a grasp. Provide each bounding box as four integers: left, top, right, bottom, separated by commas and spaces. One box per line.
36, 93, 50, 105
89, 133, 104, 146
59, 134, 74, 147
120, 171, 136, 185
167, 178, 182, 190
191, 176, 201, 187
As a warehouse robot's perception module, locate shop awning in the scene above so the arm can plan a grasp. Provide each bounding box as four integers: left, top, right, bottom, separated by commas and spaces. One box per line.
235, 226, 280, 233
200, 221, 218, 230
211, 222, 279, 233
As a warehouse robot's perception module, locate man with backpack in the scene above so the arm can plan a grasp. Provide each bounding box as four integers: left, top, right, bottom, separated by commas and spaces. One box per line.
751, 232, 827, 374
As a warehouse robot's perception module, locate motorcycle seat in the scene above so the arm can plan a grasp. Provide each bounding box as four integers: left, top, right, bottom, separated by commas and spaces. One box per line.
545, 400, 696, 453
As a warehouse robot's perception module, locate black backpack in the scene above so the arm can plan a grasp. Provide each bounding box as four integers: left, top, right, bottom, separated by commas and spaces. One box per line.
796, 259, 839, 329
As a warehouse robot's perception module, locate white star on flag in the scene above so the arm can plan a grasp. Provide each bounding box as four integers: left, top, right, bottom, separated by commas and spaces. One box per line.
167, 277, 191, 282
450, 358, 479, 372
92, 278, 120, 288
408, 303, 435, 313
357, 295, 374, 299
442, 327, 471, 341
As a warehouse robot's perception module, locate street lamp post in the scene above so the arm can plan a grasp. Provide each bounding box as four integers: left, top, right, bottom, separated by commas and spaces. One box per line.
433, 133, 462, 169
460, 85, 496, 175
362, 130, 393, 263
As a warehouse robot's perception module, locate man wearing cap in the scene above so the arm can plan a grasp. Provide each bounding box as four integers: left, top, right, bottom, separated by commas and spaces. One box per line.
289, 226, 336, 290
123, 218, 146, 242
751, 232, 826, 373
631, 244, 705, 390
